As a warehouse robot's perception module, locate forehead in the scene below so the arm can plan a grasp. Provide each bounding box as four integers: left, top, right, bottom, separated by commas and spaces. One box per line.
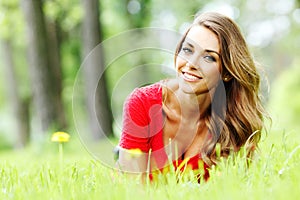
184, 25, 220, 53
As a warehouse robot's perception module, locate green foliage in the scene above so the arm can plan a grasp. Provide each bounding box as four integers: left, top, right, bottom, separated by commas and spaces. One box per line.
0, 133, 12, 151
43, 0, 83, 31
0, 0, 25, 42
0, 48, 5, 107
268, 59, 300, 131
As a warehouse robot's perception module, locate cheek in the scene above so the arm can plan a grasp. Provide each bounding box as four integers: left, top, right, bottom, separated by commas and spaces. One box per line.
208, 62, 221, 75
175, 56, 186, 70
203, 65, 222, 84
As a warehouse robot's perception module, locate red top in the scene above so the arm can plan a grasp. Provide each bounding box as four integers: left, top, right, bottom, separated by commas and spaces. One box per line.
119, 82, 209, 180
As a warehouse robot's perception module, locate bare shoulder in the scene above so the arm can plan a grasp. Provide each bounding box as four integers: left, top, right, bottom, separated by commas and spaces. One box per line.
161, 78, 178, 92
161, 78, 179, 105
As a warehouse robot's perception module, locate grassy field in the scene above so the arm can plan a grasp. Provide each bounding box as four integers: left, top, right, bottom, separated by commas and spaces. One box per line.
0, 129, 300, 200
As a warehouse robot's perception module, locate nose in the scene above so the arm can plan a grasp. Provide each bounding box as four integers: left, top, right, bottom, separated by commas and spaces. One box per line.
185, 53, 202, 70
185, 61, 199, 70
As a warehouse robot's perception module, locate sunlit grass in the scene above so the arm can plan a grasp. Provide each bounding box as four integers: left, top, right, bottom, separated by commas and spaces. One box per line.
0, 130, 299, 200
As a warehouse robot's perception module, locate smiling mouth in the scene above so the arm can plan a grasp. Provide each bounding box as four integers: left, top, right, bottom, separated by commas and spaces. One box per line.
182, 71, 202, 82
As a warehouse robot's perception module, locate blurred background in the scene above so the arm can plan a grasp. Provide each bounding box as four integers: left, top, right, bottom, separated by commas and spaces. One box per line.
0, 0, 299, 152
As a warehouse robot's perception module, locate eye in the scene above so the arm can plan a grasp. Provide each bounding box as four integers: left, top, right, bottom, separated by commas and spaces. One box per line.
203, 55, 216, 62
181, 47, 193, 54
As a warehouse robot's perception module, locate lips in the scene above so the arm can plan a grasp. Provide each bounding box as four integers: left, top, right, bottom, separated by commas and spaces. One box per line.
181, 71, 202, 82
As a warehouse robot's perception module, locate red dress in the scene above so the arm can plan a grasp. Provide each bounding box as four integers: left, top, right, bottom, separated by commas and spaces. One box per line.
119, 82, 209, 180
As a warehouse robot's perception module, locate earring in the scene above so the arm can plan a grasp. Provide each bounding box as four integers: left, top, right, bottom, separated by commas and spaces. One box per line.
224, 77, 229, 81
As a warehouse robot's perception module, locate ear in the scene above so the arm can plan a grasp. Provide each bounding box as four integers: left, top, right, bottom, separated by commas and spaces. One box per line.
223, 76, 232, 82
222, 72, 233, 82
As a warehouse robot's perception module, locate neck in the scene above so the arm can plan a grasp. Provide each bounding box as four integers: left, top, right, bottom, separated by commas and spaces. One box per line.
162, 79, 214, 122
175, 89, 211, 120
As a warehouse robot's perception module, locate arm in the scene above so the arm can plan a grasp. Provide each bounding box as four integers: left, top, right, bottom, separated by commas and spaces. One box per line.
117, 88, 151, 174
116, 147, 149, 173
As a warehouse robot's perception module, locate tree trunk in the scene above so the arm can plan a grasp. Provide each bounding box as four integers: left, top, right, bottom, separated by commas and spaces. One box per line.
46, 20, 67, 129
82, 0, 113, 139
1, 39, 30, 148
20, 0, 58, 133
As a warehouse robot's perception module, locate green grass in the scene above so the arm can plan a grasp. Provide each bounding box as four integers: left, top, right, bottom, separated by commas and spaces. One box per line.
0, 130, 300, 200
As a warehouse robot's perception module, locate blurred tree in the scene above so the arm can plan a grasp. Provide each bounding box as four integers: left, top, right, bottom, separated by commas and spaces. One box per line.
46, 18, 67, 129
81, 0, 113, 138
20, 0, 66, 134
0, 0, 30, 147
43, 0, 84, 129
1, 39, 30, 148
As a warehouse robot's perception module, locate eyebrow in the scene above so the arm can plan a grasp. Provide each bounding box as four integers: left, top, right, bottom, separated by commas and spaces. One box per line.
183, 41, 220, 57
206, 49, 220, 57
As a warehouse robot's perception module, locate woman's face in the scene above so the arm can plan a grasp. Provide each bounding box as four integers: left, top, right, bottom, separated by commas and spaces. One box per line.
176, 25, 222, 95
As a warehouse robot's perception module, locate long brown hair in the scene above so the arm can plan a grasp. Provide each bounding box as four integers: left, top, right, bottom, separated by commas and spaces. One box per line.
174, 12, 266, 165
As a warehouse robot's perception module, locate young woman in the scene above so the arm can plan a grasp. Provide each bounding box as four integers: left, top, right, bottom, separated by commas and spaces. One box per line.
116, 12, 266, 180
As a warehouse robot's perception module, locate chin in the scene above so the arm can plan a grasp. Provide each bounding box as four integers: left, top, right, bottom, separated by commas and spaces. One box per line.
178, 78, 197, 94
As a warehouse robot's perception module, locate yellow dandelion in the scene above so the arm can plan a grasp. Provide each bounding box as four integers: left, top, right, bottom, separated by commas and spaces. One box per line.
51, 131, 70, 143
51, 131, 70, 172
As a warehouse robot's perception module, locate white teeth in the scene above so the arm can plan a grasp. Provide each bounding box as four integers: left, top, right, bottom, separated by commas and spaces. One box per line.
183, 73, 200, 81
